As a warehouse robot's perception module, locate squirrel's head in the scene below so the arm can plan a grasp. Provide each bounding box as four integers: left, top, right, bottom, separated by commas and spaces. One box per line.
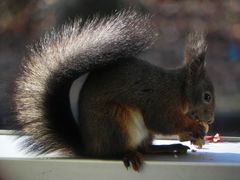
183, 32, 215, 125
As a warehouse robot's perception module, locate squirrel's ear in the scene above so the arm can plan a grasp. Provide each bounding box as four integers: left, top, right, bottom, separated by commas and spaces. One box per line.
184, 32, 207, 72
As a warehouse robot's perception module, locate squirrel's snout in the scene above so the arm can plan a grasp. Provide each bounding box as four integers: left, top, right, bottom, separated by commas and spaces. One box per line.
187, 111, 215, 125
207, 116, 215, 124
201, 114, 215, 124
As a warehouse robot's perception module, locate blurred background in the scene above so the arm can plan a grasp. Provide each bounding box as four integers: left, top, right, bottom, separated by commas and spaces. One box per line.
0, 0, 239, 136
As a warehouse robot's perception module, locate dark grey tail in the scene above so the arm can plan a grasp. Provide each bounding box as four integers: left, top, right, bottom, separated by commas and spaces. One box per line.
13, 9, 158, 155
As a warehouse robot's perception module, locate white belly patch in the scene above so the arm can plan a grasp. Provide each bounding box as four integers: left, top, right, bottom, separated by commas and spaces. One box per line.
127, 108, 149, 148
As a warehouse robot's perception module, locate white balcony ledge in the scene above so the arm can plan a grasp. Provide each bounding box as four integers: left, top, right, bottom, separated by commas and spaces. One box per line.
0, 131, 240, 180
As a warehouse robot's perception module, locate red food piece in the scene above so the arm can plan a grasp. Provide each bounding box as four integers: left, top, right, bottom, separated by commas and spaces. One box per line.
204, 133, 221, 143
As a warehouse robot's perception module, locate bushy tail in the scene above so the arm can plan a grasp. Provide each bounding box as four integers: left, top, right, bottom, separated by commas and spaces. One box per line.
13, 9, 157, 155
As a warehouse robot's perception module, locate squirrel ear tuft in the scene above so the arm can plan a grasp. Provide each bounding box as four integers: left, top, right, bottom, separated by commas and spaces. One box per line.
184, 31, 207, 70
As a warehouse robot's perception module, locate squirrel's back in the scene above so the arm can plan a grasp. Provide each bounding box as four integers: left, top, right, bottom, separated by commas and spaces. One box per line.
13, 9, 157, 155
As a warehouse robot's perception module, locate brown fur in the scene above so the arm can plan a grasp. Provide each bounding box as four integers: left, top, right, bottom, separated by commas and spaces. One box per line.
111, 104, 132, 148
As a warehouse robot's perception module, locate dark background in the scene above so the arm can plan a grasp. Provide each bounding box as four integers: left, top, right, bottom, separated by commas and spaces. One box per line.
0, 0, 239, 136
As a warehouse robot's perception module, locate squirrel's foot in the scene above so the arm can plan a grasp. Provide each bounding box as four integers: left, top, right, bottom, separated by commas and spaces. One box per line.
123, 151, 144, 171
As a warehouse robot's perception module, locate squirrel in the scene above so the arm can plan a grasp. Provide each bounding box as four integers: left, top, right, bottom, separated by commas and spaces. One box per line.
13, 9, 215, 171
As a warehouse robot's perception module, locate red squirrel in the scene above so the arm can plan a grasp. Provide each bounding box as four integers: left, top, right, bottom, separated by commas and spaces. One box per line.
13, 9, 215, 171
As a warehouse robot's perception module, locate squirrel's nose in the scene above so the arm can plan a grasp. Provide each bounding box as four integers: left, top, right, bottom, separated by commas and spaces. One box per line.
207, 116, 215, 124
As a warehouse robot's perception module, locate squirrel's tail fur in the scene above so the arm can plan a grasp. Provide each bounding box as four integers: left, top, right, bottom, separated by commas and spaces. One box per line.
13, 9, 157, 155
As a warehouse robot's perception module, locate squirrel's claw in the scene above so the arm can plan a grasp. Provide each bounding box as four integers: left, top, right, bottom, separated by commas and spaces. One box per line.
123, 151, 144, 172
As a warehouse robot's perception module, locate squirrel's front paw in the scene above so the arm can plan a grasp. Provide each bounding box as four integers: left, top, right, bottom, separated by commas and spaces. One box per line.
180, 121, 209, 148
191, 138, 205, 148
179, 131, 205, 148
192, 121, 208, 139
191, 121, 209, 148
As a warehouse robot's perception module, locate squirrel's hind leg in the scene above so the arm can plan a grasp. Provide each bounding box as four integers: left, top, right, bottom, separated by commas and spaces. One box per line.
122, 143, 189, 171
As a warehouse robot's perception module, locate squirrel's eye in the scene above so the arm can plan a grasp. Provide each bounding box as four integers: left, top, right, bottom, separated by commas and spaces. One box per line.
203, 92, 212, 103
